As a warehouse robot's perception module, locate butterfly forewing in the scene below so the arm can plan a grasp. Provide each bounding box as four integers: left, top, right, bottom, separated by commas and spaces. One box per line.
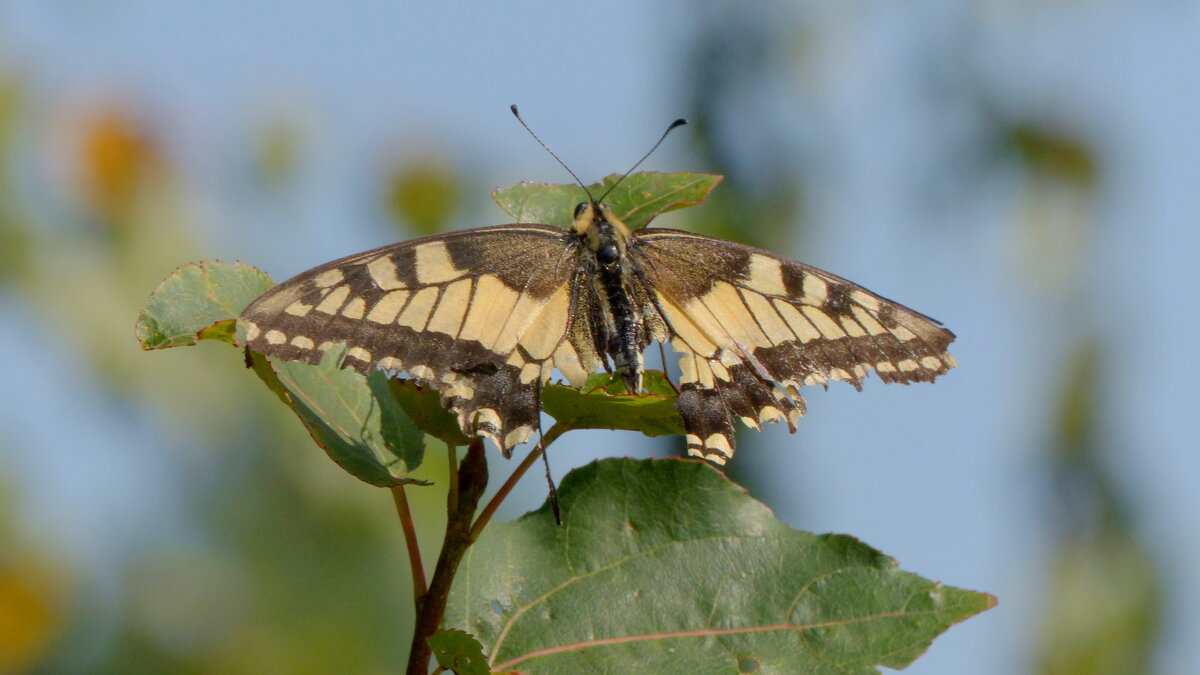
630, 228, 955, 463
239, 225, 600, 455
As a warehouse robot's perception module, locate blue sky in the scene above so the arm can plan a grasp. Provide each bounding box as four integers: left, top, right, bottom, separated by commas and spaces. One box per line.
2, 2, 1198, 672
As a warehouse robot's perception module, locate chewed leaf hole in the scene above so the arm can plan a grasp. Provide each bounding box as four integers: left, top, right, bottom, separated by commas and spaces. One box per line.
737, 656, 760, 672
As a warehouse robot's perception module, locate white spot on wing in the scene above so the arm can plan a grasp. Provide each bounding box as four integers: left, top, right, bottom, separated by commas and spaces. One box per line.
414, 241, 466, 285
519, 362, 541, 384
397, 287, 440, 330
801, 275, 827, 305
850, 290, 880, 312
774, 301, 820, 342
704, 433, 732, 453
426, 278, 472, 336
801, 306, 846, 339
552, 342, 588, 387
740, 290, 795, 344
285, 302, 313, 317
698, 281, 771, 349
840, 315, 867, 337
367, 290, 410, 324
758, 406, 784, 424
367, 255, 406, 290
341, 297, 367, 320
314, 268, 345, 288
659, 292, 718, 358
517, 285, 570, 360
315, 285, 351, 314
458, 275, 519, 348
409, 364, 435, 380
504, 425, 533, 450
746, 255, 787, 296
851, 305, 887, 335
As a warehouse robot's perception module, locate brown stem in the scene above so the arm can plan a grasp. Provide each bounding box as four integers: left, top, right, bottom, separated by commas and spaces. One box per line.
405, 437, 488, 675
391, 485, 427, 600
469, 423, 567, 542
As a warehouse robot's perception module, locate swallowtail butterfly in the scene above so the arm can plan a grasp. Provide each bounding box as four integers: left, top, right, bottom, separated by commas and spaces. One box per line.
239, 115, 955, 464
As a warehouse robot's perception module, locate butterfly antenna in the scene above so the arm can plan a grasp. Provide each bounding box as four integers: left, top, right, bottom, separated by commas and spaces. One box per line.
511, 105, 594, 203
597, 117, 687, 203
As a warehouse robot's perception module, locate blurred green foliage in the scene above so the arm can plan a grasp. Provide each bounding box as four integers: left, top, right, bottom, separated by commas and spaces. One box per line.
0, 74, 31, 286
1036, 343, 1163, 675
0, 483, 69, 673
384, 155, 460, 237
255, 120, 303, 189
0, 80, 466, 671
1006, 124, 1097, 188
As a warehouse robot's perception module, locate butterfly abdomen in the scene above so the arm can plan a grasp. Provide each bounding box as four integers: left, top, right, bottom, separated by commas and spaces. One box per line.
582, 212, 645, 393
600, 259, 643, 393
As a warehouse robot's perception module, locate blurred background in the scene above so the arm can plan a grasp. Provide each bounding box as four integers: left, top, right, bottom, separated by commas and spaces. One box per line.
0, 2, 1195, 673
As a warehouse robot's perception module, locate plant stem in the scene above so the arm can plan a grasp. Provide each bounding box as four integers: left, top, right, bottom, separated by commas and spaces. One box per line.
390, 485, 427, 600
405, 437, 488, 675
469, 423, 566, 542
445, 443, 459, 513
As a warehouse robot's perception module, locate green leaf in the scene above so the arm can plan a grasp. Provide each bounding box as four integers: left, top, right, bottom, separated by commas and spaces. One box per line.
384, 377, 473, 447
493, 172, 723, 230
136, 260, 275, 349
446, 459, 994, 674
137, 259, 433, 486
269, 348, 428, 486
429, 629, 490, 675
542, 371, 683, 437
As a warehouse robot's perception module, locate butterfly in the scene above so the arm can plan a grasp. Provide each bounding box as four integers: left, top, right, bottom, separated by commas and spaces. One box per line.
238, 184, 955, 465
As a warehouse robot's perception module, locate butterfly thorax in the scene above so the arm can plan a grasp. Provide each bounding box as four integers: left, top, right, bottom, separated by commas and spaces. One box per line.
573, 201, 644, 393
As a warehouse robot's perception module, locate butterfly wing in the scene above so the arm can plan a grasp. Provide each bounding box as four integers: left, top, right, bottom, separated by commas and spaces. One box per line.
631, 228, 956, 464
240, 225, 601, 455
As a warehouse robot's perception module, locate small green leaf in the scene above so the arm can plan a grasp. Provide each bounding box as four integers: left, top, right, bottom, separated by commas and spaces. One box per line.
446, 459, 994, 674
366, 372, 427, 471
138, 259, 433, 485
429, 629, 490, 675
136, 260, 274, 349
245, 349, 292, 407
494, 172, 723, 230
269, 348, 428, 486
542, 371, 683, 437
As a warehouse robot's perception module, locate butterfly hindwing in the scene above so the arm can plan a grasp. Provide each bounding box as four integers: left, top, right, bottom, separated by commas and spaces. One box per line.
240, 225, 597, 455
631, 228, 956, 463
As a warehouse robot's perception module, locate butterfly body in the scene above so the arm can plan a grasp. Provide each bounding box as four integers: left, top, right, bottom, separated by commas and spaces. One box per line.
240, 196, 955, 464
576, 202, 647, 394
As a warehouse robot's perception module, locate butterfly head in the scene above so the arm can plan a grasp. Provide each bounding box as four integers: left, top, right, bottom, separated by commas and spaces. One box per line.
573, 201, 631, 265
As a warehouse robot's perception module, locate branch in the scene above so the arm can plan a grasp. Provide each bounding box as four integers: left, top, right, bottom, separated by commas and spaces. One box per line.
405, 437, 488, 675
390, 485, 427, 600
470, 423, 567, 542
